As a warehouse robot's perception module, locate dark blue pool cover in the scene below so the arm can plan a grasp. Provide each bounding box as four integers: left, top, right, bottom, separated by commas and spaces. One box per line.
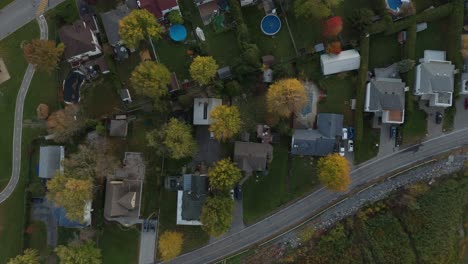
261, 14, 281, 36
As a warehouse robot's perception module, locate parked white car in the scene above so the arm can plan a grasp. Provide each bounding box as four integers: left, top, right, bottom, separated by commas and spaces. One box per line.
342, 128, 348, 140
339, 146, 345, 156
230, 189, 234, 200
348, 140, 354, 152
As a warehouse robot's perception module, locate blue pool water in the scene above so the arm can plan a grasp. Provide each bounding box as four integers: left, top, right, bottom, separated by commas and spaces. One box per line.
261, 15, 281, 36
169, 24, 187, 42
387, 0, 402, 10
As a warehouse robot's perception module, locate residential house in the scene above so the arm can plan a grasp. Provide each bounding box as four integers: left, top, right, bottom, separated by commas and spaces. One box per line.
38, 146, 65, 179
194, 0, 220, 25
233, 141, 273, 176
100, 5, 131, 47
414, 50, 455, 107
176, 174, 208, 225
320, 49, 360, 75
138, 0, 180, 21
63, 70, 86, 104
193, 98, 222, 125
104, 152, 145, 226
59, 20, 102, 63
291, 113, 343, 156
365, 77, 406, 124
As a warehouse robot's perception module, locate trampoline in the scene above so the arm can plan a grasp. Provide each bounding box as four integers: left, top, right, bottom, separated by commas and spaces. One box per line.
169, 24, 187, 42
260, 14, 281, 36
386, 0, 402, 11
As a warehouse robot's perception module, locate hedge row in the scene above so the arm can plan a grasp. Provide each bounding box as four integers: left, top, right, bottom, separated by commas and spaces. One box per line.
355, 34, 370, 143
403, 23, 417, 114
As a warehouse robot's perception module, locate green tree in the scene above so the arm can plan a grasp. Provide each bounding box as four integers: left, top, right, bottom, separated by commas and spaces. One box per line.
130, 61, 171, 100
200, 196, 234, 237
348, 8, 375, 32
225, 80, 242, 97
294, 0, 339, 19
397, 59, 415, 73
119, 9, 163, 48
158, 231, 183, 261
167, 10, 184, 24
189, 56, 218, 85
7, 249, 39, 264
23, 39, 64, 72
146, 118, 197, 159
209, 105, 242, 141
46, 173, 93, 222
55, 241, 102, 264
208, 158, 241, 190
266, 78, 307, 118
317, 153, 350, 192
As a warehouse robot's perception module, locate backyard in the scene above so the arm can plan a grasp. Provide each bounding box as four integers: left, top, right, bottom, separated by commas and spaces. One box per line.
99, 224, 140, 264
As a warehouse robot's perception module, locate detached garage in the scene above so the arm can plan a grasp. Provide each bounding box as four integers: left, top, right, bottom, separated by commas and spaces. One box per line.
320, 49, 361, 75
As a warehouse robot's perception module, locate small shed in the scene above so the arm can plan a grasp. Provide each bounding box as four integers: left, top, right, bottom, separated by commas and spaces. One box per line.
39, 146, 65, 179
262, 55, 275, 66
416, 22, 428, 33
109, 119, 128, 137
263, 68, 273, 83
120, 89, 132, 103
217, 66, 232, 80
320, 49, 361, 75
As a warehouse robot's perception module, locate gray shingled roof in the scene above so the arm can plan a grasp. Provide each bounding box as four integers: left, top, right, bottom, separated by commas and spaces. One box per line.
291, 129, 336, 156
109, 119, 128, 137
100, 5, 131, 46
317, 113, 343, 138
233, 141, 273, 175
419, 62, 455, 93
368, 78, 405, 111
39, 146, 64, 179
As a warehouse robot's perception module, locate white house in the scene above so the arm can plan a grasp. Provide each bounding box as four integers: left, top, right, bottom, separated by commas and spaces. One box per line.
193, 98, 222, 125
414, 50, 455, 107
59, 20, 102, 63
320, 49, 361, 75
176, 174, 208, 226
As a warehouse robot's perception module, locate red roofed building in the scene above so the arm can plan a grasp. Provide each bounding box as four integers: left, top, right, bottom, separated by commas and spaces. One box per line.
138, 0, 180, 20
323, 16, 343, 38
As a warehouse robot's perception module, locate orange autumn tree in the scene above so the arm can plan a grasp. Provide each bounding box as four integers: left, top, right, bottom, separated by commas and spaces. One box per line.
317, 153, 350, 192
327, 41, 342, 55
23, 39, 64, 72
323, 16, 343, 38
266, 78, 307, 118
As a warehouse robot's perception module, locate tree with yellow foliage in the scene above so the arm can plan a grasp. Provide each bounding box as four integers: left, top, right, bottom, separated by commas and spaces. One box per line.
158, 231, 183, 261
7, 249, 39, 264
209, 105, 242, 141
119, 9, 163, 48
208, 158, 241, 191
189, 56, 218, 85
317, 153, 350, 192
130, 61, 171, 100
46, 173, 93, 223
200, 196, 234, 237
266, 78, 307, 118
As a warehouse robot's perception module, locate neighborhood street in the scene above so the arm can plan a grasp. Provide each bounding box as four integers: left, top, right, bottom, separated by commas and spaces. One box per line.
168, 126, 468, 264
0, 0, 63, 40
0, 15, 47, 204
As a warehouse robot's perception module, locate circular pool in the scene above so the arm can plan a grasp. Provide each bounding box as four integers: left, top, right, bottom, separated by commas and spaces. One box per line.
169, 24, 187, 42
260, 14, 281, 36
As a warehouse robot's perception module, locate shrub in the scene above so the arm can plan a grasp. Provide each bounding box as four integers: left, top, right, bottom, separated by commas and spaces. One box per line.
167, 10, 184, 24
348, 8, 375, 32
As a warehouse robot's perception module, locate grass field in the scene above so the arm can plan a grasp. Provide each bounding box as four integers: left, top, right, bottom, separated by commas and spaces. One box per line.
318, 74, 356, 126
369, 33, 402, 69
25, 221, 48, 260
99, 223, 140, 264
0, 0, 14, 9
242, 138, 319, 224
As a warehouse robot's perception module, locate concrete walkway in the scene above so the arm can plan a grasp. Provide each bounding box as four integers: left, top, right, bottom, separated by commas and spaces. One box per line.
0, 15, 47, 204
139, 220, 158, 264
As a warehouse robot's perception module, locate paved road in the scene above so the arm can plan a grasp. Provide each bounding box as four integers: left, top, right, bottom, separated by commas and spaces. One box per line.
168, 127, 468, 264
0, 15, 47, 204
0, 0, 63, 40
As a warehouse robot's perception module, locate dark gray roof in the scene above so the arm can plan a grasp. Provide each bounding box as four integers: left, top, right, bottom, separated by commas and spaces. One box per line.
100, 5, 131, 46
317, 113, 343, 138
109, 119, 128, 137
39, 146, 64, 179
181, 175, 208, 221
233, 141, 273, 175
368, 78, 405, 111
419, 62, 455, 93
217, 66, 232, 80
291, 129, 336, 156
374, 63, 399, 78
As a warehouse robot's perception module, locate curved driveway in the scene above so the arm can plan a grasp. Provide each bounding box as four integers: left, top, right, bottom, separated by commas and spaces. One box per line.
169, 127, 468, 264
0, 15, 47, 204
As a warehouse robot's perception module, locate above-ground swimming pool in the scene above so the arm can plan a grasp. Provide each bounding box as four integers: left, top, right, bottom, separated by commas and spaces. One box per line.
261, 14, 281, 36
387, 0, 403, 11
169, 24, 187, 42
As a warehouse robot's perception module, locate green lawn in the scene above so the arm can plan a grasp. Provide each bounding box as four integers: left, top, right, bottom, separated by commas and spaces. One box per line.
317, 74, 356, 126
369, 33, 402, 69
81, 75, 121, 119
415, 20, 449, 59
354, 118, 380, 164
157, 39, 191, 80
243, 138, 319, 224
158, 190, 209, 255
402, 104, 427, 145
99, 223, 140, 264
243, 6, 296, 61
0, 0, 14, 9
25, 221, 48, 261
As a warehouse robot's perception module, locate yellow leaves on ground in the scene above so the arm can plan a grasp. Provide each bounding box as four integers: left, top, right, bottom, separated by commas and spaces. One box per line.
317, 153, 350, 192
266, 78, 307, 118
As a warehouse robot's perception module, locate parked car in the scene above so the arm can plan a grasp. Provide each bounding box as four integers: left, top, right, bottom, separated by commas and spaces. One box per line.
339, 143, 345, 156
348, 140, 354, 152
348, 127, 355, 140
435, 112, 443, 124
234, 185, 242, 200
465, 98, 468, 110
395, 127, 402, 148
230, 189, 234, 200
342, 128, 348, 140
390, 126, 397, 139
